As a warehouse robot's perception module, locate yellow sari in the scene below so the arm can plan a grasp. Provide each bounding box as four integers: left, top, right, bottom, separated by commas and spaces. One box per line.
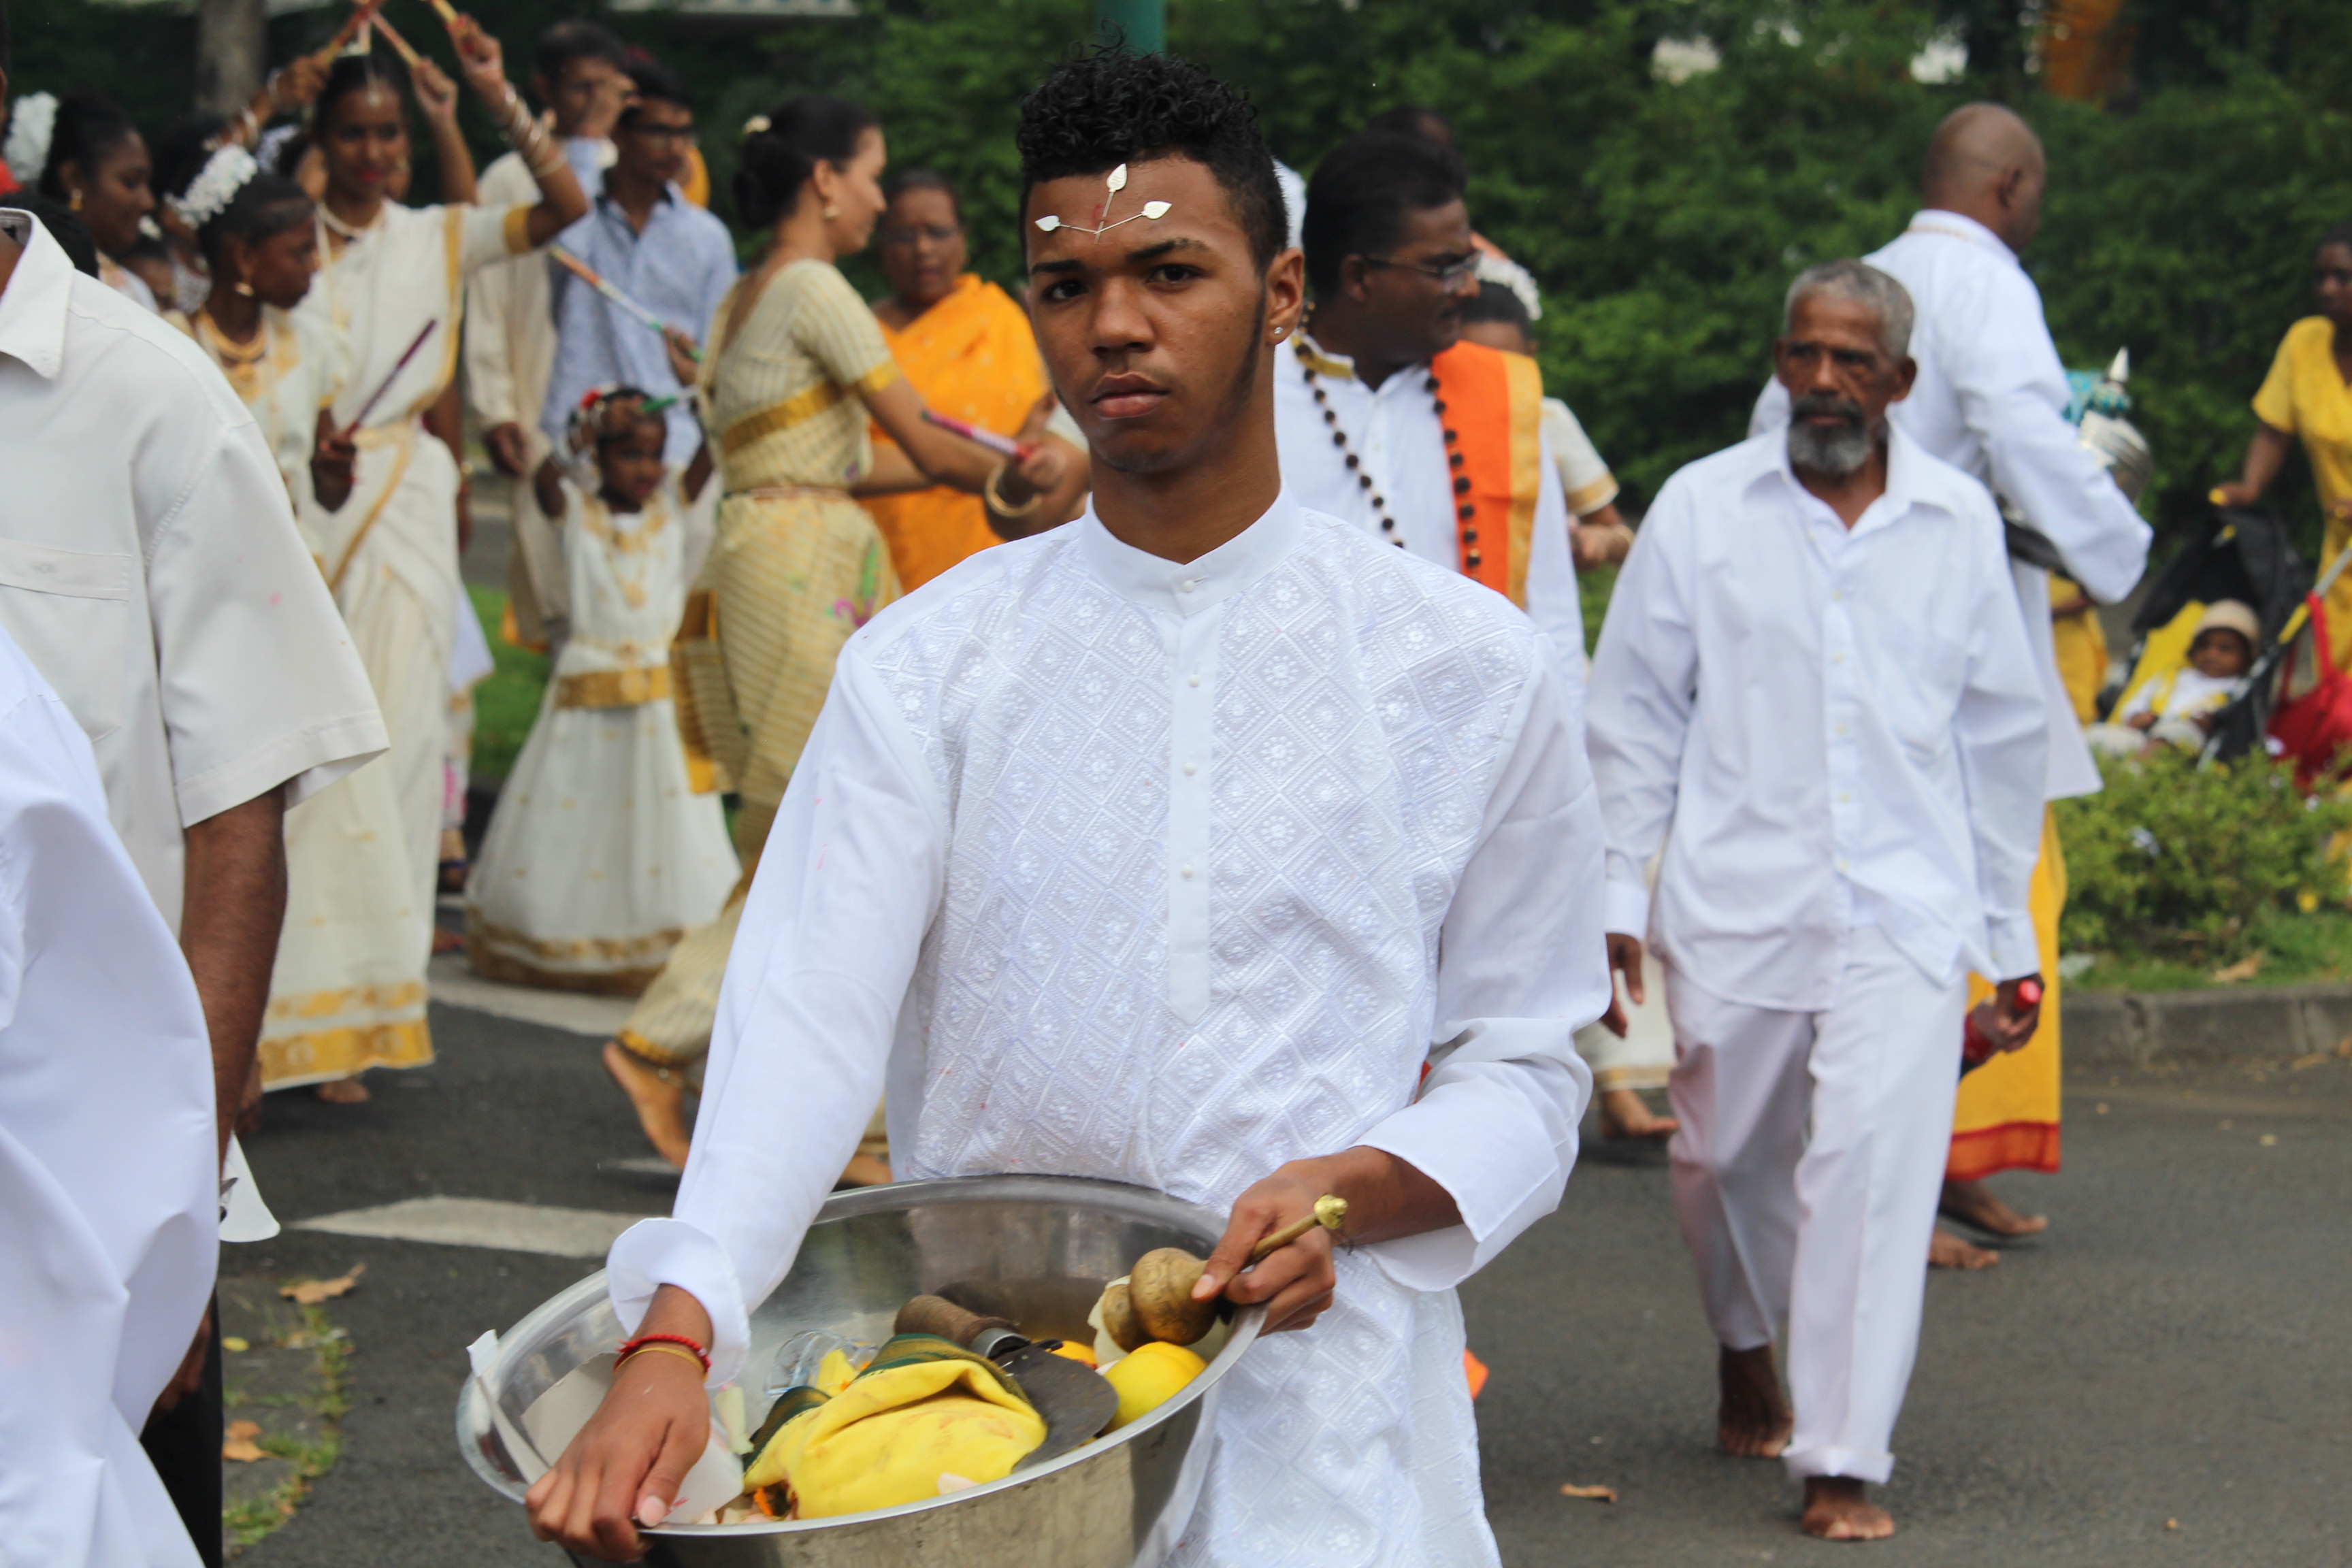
862, 275, 1050, 590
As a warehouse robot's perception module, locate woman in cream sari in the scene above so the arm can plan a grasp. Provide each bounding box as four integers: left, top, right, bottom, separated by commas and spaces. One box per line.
293, 31, 587, 936
603, 97, 1066, 1166
165, 145, 434, 1099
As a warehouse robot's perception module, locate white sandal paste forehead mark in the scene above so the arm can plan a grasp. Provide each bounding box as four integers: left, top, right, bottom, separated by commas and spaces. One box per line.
1033, 163, 1171, 238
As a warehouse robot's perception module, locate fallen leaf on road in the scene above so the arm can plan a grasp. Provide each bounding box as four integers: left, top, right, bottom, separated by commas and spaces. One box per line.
2210, 953, 2263, 983
1560, 1483, 1618, 1503
220, 1336, 250, 1353
280, 1262, 365, 1304
2165, 1518, 2179, 1531
223, 1420, 265, 1462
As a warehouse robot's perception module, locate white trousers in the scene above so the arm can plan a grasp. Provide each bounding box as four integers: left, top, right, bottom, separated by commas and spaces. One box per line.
1664, 925, 1963, 1484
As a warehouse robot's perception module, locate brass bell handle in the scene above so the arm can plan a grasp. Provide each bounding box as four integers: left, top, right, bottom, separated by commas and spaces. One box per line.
1245, 1194, 1348, 1263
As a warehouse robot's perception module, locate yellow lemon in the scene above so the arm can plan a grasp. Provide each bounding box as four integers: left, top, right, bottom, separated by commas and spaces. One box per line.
1102, 1341, 1205, 1431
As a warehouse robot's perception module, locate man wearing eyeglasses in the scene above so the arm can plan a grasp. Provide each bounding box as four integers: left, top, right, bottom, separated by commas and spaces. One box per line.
1277, 129, 1585, 713
539, 57, 737, 472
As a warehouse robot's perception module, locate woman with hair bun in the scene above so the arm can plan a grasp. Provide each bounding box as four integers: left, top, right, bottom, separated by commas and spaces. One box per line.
163, 142, 433, 1104
600, 95, 1068, 1167
290, 21, 588, 965
34, 91, 157, 308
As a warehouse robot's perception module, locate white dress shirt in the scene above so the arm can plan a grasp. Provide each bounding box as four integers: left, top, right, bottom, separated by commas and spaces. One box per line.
1752, 210, 2151, 798
1273, 333, 1586, 671
610, 495, 1607, 1565
1588, 429, 2047, 1012
0, 210, 387, 926
0, 623, 216, 1568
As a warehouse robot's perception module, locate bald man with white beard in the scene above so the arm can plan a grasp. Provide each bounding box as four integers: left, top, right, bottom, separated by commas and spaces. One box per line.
1753, 102, 2151, 1264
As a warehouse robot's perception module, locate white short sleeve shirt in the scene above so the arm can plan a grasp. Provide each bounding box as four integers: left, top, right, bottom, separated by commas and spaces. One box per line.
0, 210, 387, 926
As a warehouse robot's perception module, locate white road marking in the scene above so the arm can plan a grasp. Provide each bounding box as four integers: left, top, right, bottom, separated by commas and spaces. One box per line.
292, 1196, 653, 1258
426, 955, 634, 1038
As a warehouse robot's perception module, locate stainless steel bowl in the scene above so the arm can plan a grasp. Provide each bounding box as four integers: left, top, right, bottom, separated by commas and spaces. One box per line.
457, 1174, 1260, 1567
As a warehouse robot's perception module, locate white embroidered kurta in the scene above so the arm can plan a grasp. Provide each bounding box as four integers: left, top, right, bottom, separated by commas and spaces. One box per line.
1586, 430, 2048, 1011
0, 623, 216, 1568
466, 474, 737, 989
1750, 210, 2151, 799
608, 496, 1609, 1565
297, 199, 534, 928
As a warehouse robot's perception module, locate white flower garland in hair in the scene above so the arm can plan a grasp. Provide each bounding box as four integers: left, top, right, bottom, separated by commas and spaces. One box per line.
169, 144, 261, 231
1473, 249, 1542, 323
3, 92, 59, 187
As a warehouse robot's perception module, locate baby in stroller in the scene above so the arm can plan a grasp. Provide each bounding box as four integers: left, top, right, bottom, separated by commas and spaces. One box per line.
2089, 600, 2259, 756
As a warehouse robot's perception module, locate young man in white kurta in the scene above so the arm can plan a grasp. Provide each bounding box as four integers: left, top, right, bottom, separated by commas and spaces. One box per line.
1590, 265, 2046, 1533
534, 52, 1606, 1567
0, 622, 219, 1568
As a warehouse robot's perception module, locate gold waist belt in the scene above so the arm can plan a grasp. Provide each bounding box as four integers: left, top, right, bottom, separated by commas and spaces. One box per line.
556, 666, 672, 709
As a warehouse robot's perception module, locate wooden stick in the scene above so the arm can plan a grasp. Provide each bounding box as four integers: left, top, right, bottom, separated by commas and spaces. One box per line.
424, 0, 464, 32
342, 320, 438, 436
1246, 1194, 1347, 1263
370, 9, 425, 69
924, 409, 1035, 462
310, 0, 383, 65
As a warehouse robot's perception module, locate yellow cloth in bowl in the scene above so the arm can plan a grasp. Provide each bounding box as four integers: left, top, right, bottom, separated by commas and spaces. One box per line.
745, 1337, 1047, 1518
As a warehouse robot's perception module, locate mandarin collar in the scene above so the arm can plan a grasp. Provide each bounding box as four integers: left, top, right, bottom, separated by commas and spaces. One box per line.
1905, 208, 2019, 267
1078, 489, 1304, 618
0, 210, 73, 380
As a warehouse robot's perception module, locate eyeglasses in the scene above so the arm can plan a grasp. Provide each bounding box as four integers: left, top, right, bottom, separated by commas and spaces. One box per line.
1361, 252, 1480, 284
628, 122, 698, 146
881, 223, 963, 246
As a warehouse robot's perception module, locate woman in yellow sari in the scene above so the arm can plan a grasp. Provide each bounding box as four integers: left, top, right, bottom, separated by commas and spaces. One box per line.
2217, 219, 2352, 666
864, 170, 1090, 588
603, 98, 1066, 1165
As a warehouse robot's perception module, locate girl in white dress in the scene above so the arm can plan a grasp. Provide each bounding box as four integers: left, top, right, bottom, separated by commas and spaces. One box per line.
292, 27, 588, 938
165, 145, 431, 1102
467, 390, 737, 992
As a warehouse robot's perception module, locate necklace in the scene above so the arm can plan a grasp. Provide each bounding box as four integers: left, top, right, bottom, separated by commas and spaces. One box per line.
579, 492, 671, 610
194, 308, 274, 399
1293, 339, 1478, 571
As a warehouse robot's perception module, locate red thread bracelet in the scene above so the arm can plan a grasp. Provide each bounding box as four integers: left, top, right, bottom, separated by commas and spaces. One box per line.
617, 1331, 710, 1373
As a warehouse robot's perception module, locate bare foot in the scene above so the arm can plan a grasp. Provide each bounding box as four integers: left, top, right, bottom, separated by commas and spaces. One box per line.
1939, 1178, 2048, 1237
1929, 1226, 1999, 1269
602, 1041, 691, 1169
1718, 1343, 1793, 1458
313, 1077, 370, 1104
1801, 1476, 1894, 1540
838, 1154, 894, 1187
1599, 1088, 1679, 1140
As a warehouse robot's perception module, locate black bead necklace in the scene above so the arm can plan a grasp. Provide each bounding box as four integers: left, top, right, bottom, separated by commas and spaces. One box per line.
1294, 338, 1477, 569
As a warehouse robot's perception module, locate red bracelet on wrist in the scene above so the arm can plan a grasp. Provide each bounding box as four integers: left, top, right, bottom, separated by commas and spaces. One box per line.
616, 1331, 710, 1373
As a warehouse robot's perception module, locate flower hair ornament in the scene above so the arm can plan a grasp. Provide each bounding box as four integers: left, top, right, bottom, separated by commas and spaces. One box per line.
561, 385, 676, 489
3, 92, 58, 188
1473, 250, 1543, 323
170, 144, 261, 231
1033, 163, 1171, 238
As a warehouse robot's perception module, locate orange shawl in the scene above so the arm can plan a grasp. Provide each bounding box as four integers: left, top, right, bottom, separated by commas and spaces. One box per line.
1427, 339, 1546, 607
863, 275, 1050, 590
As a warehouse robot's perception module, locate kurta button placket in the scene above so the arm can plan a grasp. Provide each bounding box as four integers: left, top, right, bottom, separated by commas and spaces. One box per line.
1166, 578, 1220, 1024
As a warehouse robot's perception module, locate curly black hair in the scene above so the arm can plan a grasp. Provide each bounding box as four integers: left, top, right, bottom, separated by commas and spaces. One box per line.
1015, 48, 1285, 270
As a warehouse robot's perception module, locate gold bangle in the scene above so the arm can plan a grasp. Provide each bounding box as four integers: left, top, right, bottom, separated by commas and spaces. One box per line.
617, 1341, 705, 1374
984, 461, 1042, 519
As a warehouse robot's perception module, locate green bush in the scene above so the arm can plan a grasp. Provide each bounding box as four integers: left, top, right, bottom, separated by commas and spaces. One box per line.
2056, 749, 2352, 962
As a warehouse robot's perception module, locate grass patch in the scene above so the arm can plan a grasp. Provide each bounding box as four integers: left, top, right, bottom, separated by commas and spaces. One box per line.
466, 585, 550, 785
223, 1301, 353, 1556
2073, 907, 2352, 992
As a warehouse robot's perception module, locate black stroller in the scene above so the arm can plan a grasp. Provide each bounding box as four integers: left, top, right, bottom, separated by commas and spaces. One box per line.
2107, 506, 2311, 764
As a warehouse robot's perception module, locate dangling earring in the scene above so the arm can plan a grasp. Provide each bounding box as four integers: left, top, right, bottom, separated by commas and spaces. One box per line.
233, 276, 256, 298
822, 203, 840, 220
68, 189, 84, 213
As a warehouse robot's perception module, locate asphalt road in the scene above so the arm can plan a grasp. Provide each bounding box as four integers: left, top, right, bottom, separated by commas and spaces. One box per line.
238, 1004, 2352, 1567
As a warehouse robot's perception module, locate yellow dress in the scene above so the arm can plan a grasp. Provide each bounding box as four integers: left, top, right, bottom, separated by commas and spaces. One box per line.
2047, 574, 2108, 724
862, 275, 1049, 590
617, 258, 904, 1068
2252, 316, 2352, 668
